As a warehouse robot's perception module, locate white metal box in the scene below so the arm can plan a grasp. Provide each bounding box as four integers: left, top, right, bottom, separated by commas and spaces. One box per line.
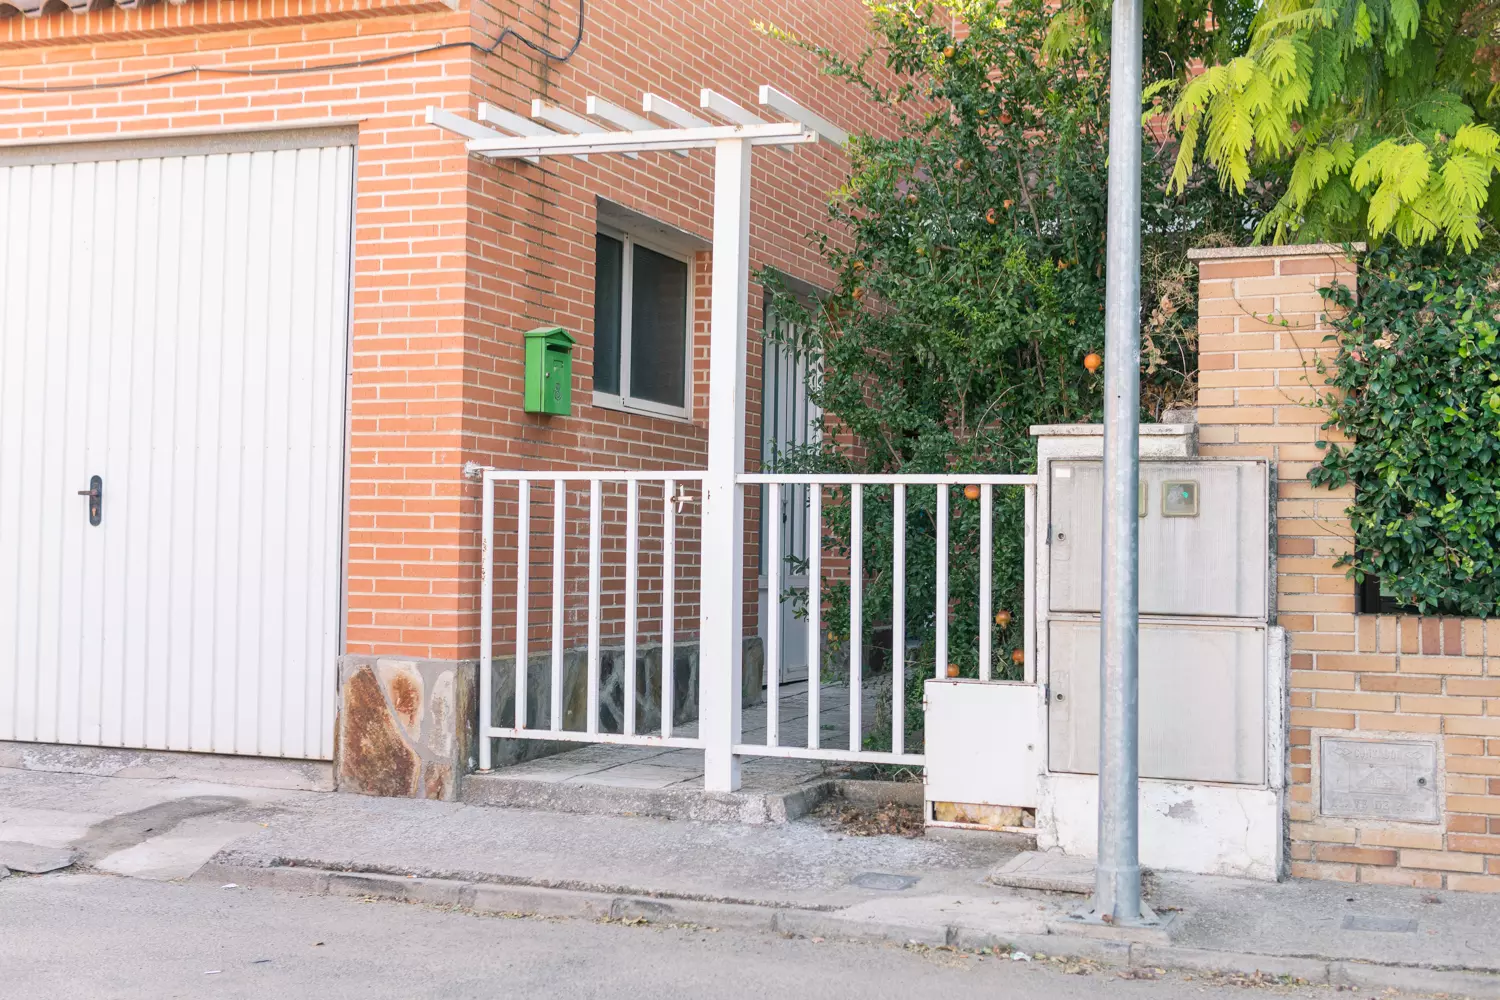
1047, 620, 1267, 784
1048, 459, 1269, 619
924, 679, 1045, 810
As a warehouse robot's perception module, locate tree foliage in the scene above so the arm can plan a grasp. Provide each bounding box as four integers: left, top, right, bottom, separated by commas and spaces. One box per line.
758, 0, 1266, 748
1141, 0, 1500, 249
1309, 245, 1500, 616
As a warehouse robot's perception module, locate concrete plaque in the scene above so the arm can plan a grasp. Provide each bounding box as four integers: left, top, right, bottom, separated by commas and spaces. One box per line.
1321, 738, 1439, 823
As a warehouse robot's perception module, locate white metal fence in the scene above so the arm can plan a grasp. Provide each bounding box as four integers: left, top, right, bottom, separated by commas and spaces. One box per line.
478, 469, 1037, 776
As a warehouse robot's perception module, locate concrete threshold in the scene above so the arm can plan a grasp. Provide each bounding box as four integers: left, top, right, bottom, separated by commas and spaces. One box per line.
194, 859, 1500, 999
461, 773, 923, 825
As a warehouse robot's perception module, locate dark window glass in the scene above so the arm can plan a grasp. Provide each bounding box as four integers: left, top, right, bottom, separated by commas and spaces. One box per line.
593, 233, 623, 395
629, 244, 689, 408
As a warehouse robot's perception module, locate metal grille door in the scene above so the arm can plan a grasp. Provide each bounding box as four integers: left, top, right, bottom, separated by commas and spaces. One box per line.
0, 134, 354, 759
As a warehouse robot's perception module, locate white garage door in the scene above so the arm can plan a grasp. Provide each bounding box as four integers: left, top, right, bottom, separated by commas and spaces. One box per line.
0, 129, 355, 760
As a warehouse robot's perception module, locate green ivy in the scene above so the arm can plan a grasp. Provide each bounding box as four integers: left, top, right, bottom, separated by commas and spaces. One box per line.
1310, 245, 1500, 616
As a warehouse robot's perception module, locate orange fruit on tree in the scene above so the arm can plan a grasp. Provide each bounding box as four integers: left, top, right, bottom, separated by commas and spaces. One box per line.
985, 207, 998, 225
852, 286, 866, 301
943, 45, 955, 58
963, 484, 981, 501
1083, 352, 1103, 373
906, 192, 919, 205
946, 663, 960, 678
994, 608, 1012, 629
1011, 648, 1026, 665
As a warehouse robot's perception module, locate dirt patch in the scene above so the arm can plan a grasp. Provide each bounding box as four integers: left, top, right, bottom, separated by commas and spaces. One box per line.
811, 798, 926, 838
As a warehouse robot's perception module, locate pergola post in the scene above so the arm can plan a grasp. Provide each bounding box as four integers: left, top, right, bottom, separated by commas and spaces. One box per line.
700, 136, 753, 792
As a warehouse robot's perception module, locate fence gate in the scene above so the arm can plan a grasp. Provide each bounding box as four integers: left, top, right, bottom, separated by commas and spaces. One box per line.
478, 470, 1036, 776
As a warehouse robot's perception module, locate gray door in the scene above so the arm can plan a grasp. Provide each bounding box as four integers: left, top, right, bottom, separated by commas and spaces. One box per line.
759, 323, 818, 683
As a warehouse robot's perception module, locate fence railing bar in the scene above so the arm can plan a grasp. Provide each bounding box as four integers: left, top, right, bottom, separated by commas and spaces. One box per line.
662, 478, 676, 740
739, 473, 1036, 486
515, 480, 530, 730
765, 483, 781, 748
488, 470, 706, 482
807, 485, 821, 750
586, 481, 602, 735
488, 728, 704, 750
624, 480, 639, 738
979, 482, 993, 682
1024, 482, 1037, 685
936, 484, 948, 680
849, 483, 863, 752
479, 476, 495, 771
550, 480, 565, 732
733, 744, 924, 767
892, 483, 906, 757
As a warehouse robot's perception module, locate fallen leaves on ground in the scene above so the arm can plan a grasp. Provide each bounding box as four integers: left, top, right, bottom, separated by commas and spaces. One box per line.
813, 800, 925, 838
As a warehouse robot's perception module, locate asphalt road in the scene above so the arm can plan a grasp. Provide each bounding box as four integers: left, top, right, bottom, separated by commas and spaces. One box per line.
0, 872, 1404, 1000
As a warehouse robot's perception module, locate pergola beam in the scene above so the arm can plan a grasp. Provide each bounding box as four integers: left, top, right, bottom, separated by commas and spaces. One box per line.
588, 96, 689, 157
464, 120, 814, 158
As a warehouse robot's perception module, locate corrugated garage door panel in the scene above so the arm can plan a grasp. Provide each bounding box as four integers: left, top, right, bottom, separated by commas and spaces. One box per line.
0, 136, 354, 760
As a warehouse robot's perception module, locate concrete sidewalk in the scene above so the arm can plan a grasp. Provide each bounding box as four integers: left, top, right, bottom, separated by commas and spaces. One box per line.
3, 765, 1499, 998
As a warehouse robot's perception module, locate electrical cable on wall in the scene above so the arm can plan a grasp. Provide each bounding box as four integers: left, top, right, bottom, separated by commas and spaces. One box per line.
0, 0, 585, 93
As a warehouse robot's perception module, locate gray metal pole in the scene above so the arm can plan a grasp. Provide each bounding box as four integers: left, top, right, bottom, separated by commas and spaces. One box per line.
1094, 0, 1146, 924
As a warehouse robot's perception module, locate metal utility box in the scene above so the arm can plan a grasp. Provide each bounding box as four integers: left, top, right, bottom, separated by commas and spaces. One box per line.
1048, 459, 1268, 619
523, 325, 575, 415
924, 679, 1045, 820
1047, 619, 1267, 784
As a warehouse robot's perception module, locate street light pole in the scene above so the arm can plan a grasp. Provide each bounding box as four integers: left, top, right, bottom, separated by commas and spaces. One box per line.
1091, 0, 1151, 926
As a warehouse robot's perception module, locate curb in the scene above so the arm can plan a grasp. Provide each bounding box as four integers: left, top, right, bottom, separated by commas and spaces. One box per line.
196, 861, 1500, 998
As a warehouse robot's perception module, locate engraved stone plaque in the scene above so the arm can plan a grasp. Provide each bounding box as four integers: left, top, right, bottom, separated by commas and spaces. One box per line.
1321, 738, 1439, 823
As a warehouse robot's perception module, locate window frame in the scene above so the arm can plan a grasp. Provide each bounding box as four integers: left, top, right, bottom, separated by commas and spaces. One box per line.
591, 224, 694, 420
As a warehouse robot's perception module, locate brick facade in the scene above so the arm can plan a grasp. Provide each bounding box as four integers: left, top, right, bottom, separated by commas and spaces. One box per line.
1, 0, 884, 669
1192, 244, 1500, 892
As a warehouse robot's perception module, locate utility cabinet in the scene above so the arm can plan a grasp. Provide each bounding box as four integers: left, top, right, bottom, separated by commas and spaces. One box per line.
1049, 459, 1267, 618
1040, 440, 1272, 787
523, 325, 575, 415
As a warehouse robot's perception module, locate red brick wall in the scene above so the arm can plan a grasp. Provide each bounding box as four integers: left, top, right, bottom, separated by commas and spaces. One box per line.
1, 0, 885, 664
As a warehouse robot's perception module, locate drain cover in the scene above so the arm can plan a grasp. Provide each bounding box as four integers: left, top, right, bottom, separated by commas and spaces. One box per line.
1342, 914, 1417, 933
851, 872, 919, 891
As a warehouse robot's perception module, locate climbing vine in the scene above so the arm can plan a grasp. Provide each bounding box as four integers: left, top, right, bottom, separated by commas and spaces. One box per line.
1310, 245, 1500, 617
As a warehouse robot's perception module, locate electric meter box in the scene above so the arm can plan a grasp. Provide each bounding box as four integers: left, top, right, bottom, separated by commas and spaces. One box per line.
523, 325, 575, 416
1048, 459, 1269, 619
1047, 618, 1268, 784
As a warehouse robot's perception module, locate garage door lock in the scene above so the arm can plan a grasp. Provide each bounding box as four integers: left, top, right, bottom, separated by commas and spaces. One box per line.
77, 476, 102, 526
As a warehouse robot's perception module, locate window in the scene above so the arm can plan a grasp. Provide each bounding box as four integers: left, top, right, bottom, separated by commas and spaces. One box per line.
592, 227, 692, 416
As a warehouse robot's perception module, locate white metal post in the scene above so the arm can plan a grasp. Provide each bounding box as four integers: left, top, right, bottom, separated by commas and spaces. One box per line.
700, 136, 753, 792
624, 480, 639, 737
516, 480, 530, 728
979, 483, 993, 682
479, 475, 494, 771
936, 485, 948, 678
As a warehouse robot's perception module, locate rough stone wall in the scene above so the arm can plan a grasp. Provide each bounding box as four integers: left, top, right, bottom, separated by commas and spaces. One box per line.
334, 656, 477, 801
1192, 245, 1500, 892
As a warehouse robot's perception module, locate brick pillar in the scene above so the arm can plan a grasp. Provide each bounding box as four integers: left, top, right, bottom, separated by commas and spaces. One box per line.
1192, 245, 1500, 892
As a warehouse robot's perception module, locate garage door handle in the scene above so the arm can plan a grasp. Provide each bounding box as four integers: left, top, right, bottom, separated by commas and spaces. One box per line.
77, 475, 102, 526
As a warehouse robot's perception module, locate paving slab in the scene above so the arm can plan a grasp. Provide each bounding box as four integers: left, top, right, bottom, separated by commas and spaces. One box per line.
989, 850, 1095, 894
0, 840, 77, 873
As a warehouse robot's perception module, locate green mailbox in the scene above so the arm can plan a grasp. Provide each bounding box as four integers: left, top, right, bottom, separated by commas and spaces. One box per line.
523, 325, 575, 416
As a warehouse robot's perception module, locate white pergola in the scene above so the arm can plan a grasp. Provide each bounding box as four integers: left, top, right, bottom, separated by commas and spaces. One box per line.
426, 87, 848, 792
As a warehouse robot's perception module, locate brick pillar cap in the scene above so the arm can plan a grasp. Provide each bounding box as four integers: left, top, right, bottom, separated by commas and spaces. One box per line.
1187, 242, 1365, 261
